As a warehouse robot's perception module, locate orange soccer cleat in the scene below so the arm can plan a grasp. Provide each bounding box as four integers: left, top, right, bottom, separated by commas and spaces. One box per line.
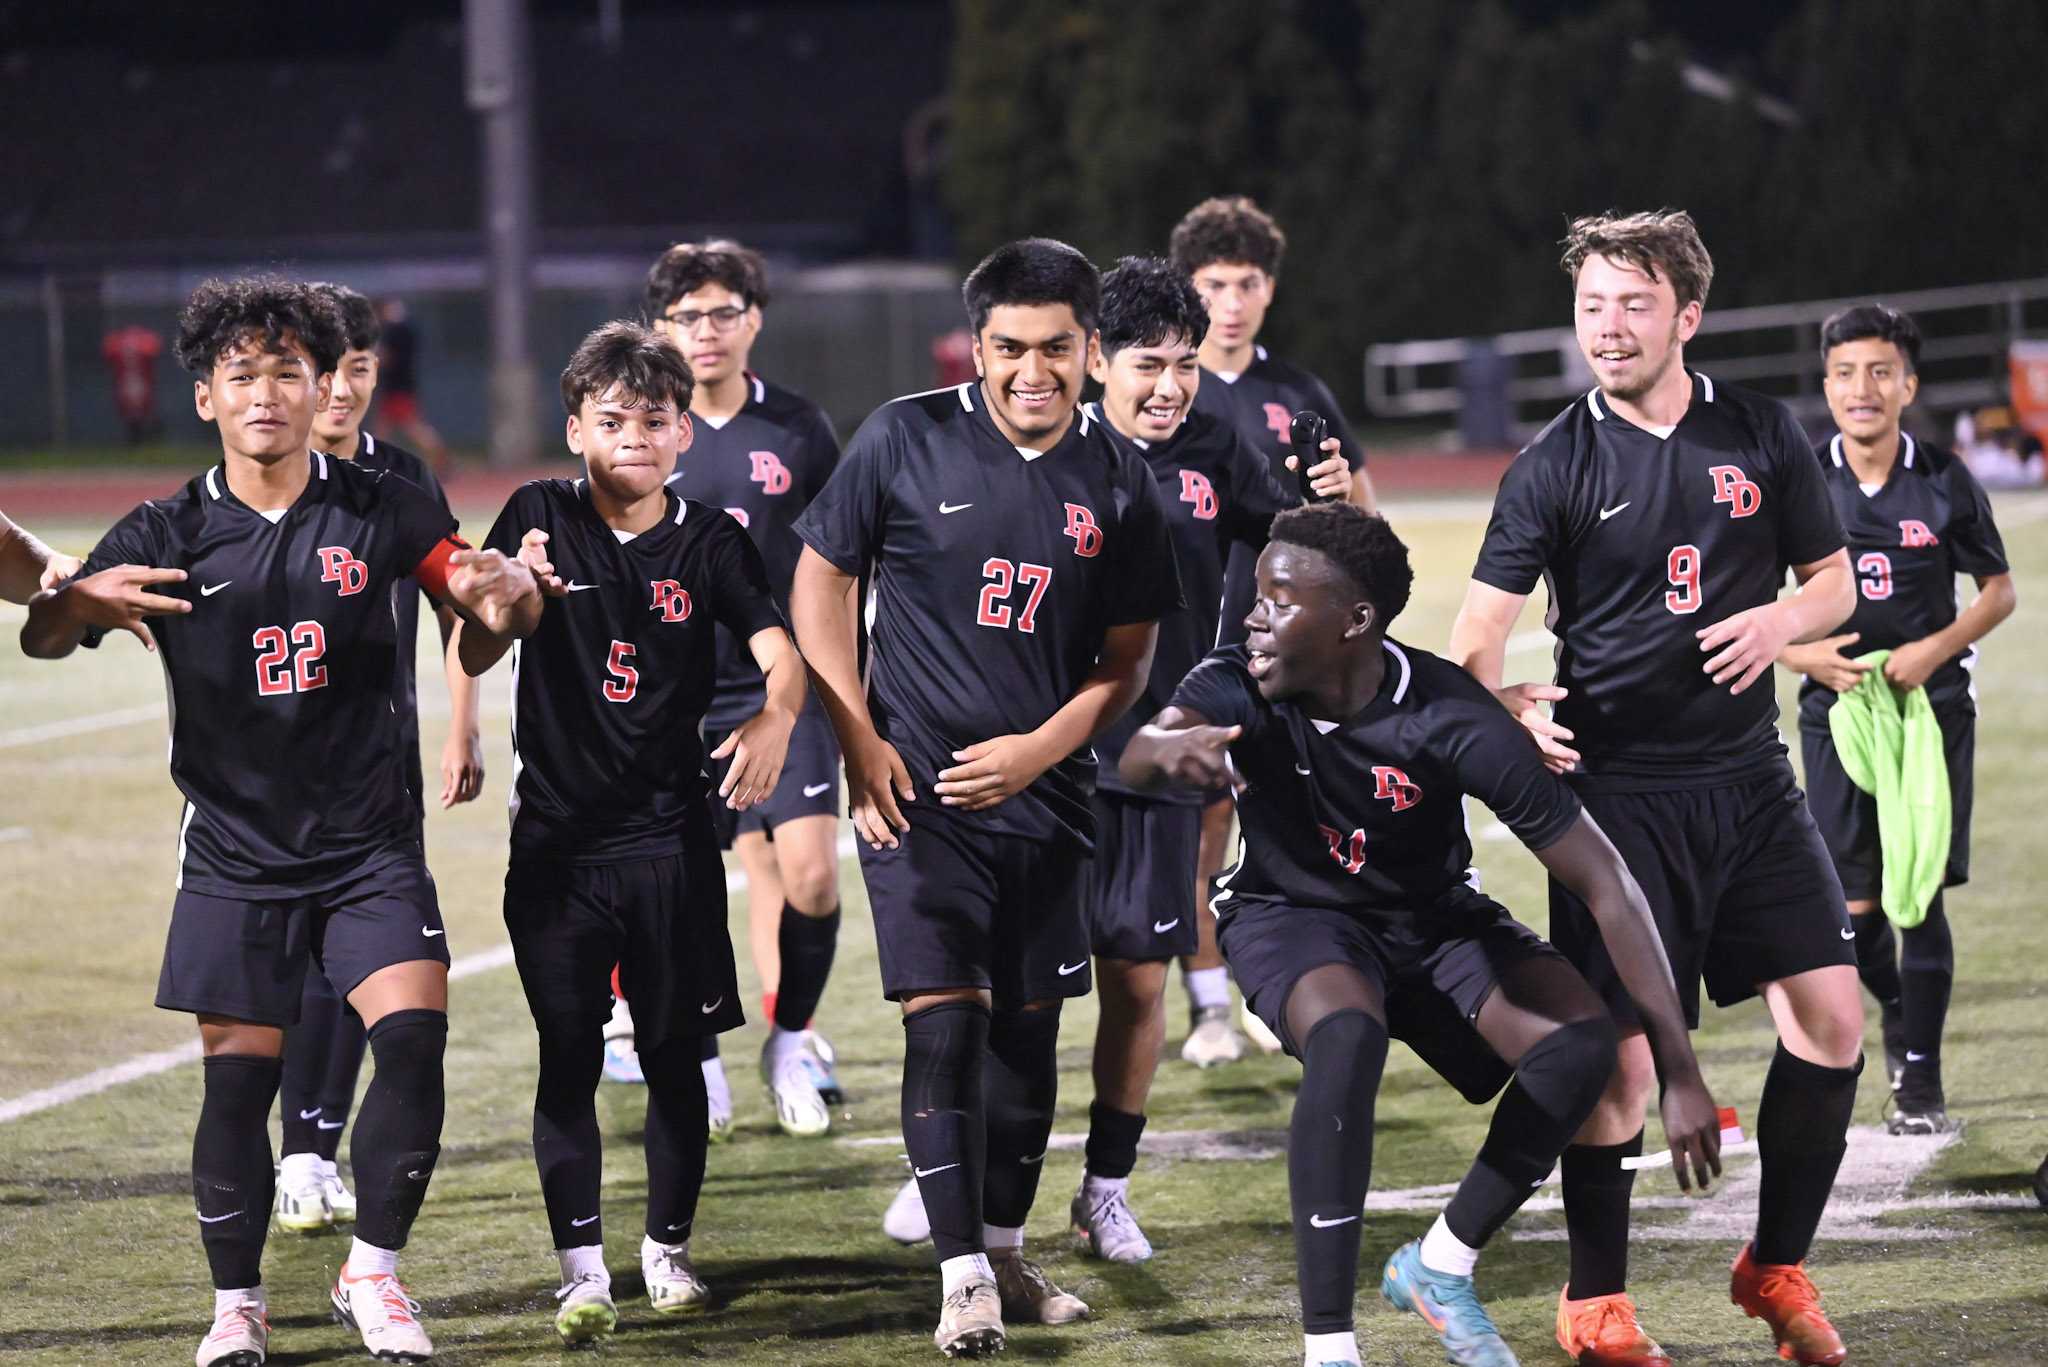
1729, 1244, 1848, 1365
1554, 1288, 1672, 1366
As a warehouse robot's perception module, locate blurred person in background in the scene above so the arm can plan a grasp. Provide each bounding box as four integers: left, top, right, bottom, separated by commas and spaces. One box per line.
101, 322, 164, 444
376, 298, 451, 479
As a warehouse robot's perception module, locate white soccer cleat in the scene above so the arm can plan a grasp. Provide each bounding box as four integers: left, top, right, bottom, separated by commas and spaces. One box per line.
319, 1159, 357, 1225
1180, 1004, 1247, 1068
1070, 1183, 1154, 1263
643, 1241, 714, 1315
1241, 999, 1285, 1054
933, 1277, 1005, 1358
332, 1267, 434, 1363
196, 1296, 268, 1366
762, 1047, 832, 1137
800, 1028, 845, 1105
553, 1272, 618, 1344
991, 1250, 1089, 1325
883, 1173, 932, 1245
274, 1155, 332, 1234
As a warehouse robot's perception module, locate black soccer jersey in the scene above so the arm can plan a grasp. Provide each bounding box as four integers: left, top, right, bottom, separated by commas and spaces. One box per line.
664, 373, 840, 730
1196, 346, 1367, 646
76, 452, 460, 897
1796, 433, 2009, 726
1087, 404, 1296, 805
1471, 373, 1845, 787
794, 382, 1185, 849
1171, 641, 1581, 917
482, 480, 782, 865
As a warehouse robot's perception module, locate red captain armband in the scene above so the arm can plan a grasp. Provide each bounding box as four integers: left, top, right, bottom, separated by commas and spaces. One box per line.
412, 535, 470, 601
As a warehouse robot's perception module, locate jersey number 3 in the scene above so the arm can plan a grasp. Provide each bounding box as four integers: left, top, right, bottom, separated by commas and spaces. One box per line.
977, 558, 1052, 633
253, 622, 328, 696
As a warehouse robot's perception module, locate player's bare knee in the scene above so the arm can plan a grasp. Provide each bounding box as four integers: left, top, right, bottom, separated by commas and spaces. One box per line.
780, 860, 839, 916
1604, 1030, 1656, 1108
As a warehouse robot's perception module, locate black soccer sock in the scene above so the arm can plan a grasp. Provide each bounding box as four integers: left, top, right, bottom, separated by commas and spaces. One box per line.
983, 1004, 1062, 1229
1899, 893, 1954, 1078
350, 1008, 447, 1251
641, 1037, 711, 1245
699, 1033, 720, 1062
901, 1001, 991, 1261
532, 1025, 606, 1247
1850, 910, 1903, 1010
313, 1016, 368, 1163
1561, 1130, 1643, 1299
772, 905, 840, 1032
1445, 1016, 1617, 1247
1289, 1009, 1386, 1335
1753, 1042, 1862, 1265
1083, 1100, 1148, 1181
193, 1054, 283, 1290
279, 972, 343, 1157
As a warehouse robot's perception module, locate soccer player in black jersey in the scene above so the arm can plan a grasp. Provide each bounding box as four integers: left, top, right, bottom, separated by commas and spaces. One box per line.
790, 239, 1183, 1358
262, 283, 487, 1240
1167, 195, 1377, 1064
1121, 504, 1717, 1367
1068, 255, 1351, 1264
22, 276, 544, 1367
459, 322, 800, 1345
649, 240, 846, 1139
1779, 305, 2015, 1136
1449, 211, 1863, 1367
0, 510, 80, 603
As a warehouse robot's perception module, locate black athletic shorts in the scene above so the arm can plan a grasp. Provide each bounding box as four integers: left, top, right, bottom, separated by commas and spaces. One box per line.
706, 694, 841, 848
156, 849, 448, 1027
503, 803, 743, 1054
1550, 762, 1854, 1029
1219, 885, 1560, 1104
856, 808, 1091, 1007
1800, 708, 1974, 902
1085, 792, 1202, 961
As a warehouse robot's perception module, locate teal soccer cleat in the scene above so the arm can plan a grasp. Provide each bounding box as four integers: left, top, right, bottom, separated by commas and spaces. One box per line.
1380, 1238, 1520, 1367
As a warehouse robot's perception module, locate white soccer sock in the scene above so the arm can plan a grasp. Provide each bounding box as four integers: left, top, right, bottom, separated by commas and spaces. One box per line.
982, 1223, 1024, 1253
702, 1056, 731, 1110
764, 1025, 806, 1070
641, 1232, 689, 1260
1186, 966, 1231, 1012
940, 1252, 994, 1296
557, 1244, 609, 1286
346, 1238, 399, 1278
1419, 1213, 1481, 1277
1080, 1172, 1129, 1202
278, 1150, 322, 1185
1303, 1329, 1360, 1365
215, 1285, 265, 1317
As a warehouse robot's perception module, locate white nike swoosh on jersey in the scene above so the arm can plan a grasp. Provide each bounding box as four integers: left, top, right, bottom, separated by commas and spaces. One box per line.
1599, 502, 1631, 520
316, 1119, 345, 1130
422, 927, 445, 937
939, 502, 974, 514
1308, 1213, 1358, 1228
565, 582, 600, 592
666, 1222, 689, 1232
1153, 918, 1181, 934
1057, 960, 1086, 976
571, 1214, 600, 1227
298, 1108, 321, 1120
701, 997, 724, 1014
1839, 927, 1856, 940
200, 582, 232, 597
197, 1210, 242, 1224
802, 782, 831, 797
914, 1162, 961, 1178
1906, 1050, 1928, 1062
1295, 765, 1312, 776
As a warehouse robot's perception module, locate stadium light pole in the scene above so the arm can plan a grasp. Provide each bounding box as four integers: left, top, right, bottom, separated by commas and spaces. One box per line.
464, 0, 541, 467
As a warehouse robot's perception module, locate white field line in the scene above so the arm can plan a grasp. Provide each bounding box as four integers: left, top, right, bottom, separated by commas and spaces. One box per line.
0, 703, 163, 751
0, 832, 857, 1125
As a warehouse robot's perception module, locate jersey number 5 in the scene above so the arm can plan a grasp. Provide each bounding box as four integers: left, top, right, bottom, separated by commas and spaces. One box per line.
1664, 543, 1702, 615
253, 622, 328, 696
603, 640, 639, 703
976, 558, 1052, 633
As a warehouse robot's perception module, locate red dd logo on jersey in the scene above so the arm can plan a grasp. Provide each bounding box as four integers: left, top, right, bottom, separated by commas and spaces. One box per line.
649, 579, 693, 622
1263, 403, 1291, 440
748, 450, 792, 495
316, 546, 368, 596
1319, 823, 1367, 875
1708, 465, 1762, 518
1063, 503, 1103, 558
1371, 765, 1422, 811
1178, 469, 1219, 521
1899, 519, 1940, 547
724, 506, 752, 529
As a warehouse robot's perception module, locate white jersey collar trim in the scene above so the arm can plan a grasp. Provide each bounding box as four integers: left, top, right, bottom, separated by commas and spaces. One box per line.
205, 467, 222, 499
1385, 640, 1413, 705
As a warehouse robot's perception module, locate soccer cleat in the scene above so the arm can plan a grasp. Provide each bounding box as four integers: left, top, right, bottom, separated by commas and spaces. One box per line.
1378, 1239, 1519, 1366
1887, 1065, 1952, 1136
1180, 1004, 1246, 1068
884, 1173, 932, 1245
602, 997, 645, 1085
643, 1241, 713, 1315
1240, 999, 1285, 1054
553, 1272, 618, 1345
933, 1277, 1005, 1358
1554, 1288, 1669, 1366
1729, 1244, 1847, 1366
332, 1266, 434, 1363
1070, 1183, 1154, 1263
1879, 1002, 1907, 1089
274, 1157, 333, 1234
762, 1048, 832, 1137
319, 1159, 358, 1224
196, 1297, 268, 1367
802, 1028, 845, 1105
990, 1250, 1089, 1325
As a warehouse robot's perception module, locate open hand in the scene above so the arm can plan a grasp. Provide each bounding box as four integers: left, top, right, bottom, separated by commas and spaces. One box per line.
935, 733, 1054, 812
61, 563, 191, 652
1492, 681, 1578, 772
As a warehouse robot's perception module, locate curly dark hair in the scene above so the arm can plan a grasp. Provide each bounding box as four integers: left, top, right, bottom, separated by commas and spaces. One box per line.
174, 275, 346, 378
1269, 503, 1412, 626
962, 237, 1100, 335
1560, 209, 1714, 309
643, 239, 771, 319
1098, 256, 1208, 358
1820, 303, 1922, 373
306, 281, 382, 353
1168, 195, 1287, 278
560, 320, 695, 416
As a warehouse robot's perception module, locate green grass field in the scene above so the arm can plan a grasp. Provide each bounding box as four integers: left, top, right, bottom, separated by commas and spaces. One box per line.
2, 494, 2045, 1365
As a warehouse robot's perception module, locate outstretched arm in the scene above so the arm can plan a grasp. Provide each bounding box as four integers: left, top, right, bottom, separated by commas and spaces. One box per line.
1450, 577, 1579, 772
1118, 704, 1241, 794
0, 512, 81, 605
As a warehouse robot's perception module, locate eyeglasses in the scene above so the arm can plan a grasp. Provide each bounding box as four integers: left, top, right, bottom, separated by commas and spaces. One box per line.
662, 305, 748, 333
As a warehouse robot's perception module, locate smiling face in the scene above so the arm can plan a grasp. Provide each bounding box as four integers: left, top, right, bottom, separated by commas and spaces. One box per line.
1242, 541, 1371, 703
973, 302, 1094, 448
1573, 252, 1701, 404
1091, 332, 1202, 443
653, 281, 760, 390
567, 386, 690, 504
1823, 336, 1918, 445
194, 332, 329, 463
313, 346, 378, 448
